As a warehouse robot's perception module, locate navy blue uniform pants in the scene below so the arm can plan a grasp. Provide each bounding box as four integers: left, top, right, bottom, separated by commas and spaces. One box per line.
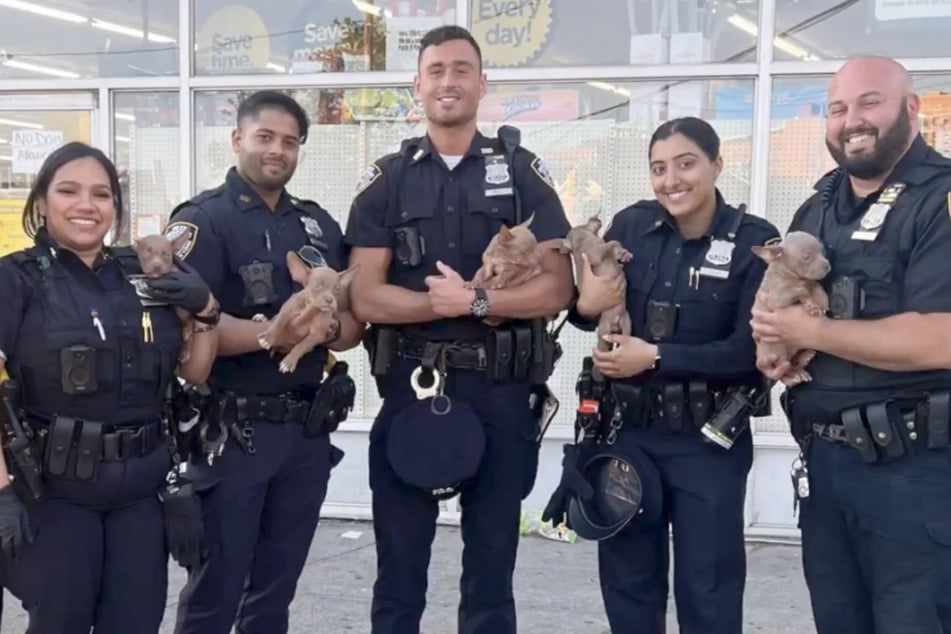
368, 364, 539, 634
0, 443, 171, 634
173, 419, 340, 634
598, 425, 753, 634
799, 438, 951, 634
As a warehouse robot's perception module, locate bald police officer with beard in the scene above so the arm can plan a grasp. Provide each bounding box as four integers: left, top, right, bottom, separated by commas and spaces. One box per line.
166, 90, 363, 634
752, 56, 951, 634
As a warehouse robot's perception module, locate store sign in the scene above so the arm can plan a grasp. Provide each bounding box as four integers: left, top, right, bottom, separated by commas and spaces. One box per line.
480, 89, 579, 122
386, 16, 445, 70
0, 200, 29, 256
287, 1, 368, 73
470, 0, 553, 67
195, 5, 271, 73
12, 130, 63, 175
876, 0, 951, 21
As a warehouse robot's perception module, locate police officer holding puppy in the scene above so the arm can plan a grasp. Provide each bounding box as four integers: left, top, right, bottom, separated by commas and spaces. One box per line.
753, 56, 951, 634
547, 117, 779, 634
165, 90, 363, 634
345, 26, 573, 633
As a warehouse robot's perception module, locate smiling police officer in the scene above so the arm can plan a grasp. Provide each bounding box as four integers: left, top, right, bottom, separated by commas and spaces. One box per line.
753, 56, 951, 634
164, 90, 364, 634
345, 25, 574, 634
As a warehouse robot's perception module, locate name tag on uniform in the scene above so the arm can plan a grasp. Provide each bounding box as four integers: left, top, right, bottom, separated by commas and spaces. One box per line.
484, 154, 513, 197
851, 182, 905, 242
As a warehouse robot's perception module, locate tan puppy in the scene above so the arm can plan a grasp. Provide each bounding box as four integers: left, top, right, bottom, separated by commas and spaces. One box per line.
751, 231, 831, 386
559, 216, 633, 353
133, 233, 195, 364
468, 212, 543, 291
257, 252, 358, 374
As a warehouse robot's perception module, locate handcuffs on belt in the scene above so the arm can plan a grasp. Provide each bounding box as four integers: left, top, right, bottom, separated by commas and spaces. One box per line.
409, 344, 453, 416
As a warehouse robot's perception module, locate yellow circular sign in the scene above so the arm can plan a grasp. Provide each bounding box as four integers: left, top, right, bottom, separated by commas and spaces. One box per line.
471, 0, 553, 68
195, 5, 271, 74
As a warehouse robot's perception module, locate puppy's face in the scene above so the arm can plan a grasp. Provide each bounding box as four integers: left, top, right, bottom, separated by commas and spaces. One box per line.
286, 251, 359, 313
134, 235, 175, 278
752, 231, 831, 281
485, 213, 539, 263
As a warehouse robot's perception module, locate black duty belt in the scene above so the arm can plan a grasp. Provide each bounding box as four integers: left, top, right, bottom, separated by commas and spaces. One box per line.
398, 339, 488, 371
610, 380, 729, 433
225, 392, 313, 425
30, 417, 165, 463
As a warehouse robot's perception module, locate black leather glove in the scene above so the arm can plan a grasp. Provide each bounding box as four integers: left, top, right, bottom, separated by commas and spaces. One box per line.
158, 480, 207, 569
541, 444, 594, 527
0, 485, 33, 560
145, 260, 211, 314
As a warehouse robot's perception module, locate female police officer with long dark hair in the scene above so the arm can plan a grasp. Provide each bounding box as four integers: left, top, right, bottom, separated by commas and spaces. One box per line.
0, 141, 219, 633
545, 117, 779, 634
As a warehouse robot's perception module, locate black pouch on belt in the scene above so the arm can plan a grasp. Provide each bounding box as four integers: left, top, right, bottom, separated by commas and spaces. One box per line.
865, 402, 906, 460
74, 421, 103, 481
663, 384, 685, 433
512, 324, 532, 380
687, 380, 711, 429
926, 391, 950, 450
45, 416, 77, 477
840, 407, 878, 463
487, 329, 513, 382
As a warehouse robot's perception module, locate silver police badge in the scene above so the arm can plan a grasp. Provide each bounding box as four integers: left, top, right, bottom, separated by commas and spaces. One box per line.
859, 203, 889, 231
483, 155, 510, 185
705, 239, 735, 266
301, 216, 323, 239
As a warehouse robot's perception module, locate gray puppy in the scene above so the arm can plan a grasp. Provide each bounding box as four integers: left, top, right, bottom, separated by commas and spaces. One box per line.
751, 231, 831, 386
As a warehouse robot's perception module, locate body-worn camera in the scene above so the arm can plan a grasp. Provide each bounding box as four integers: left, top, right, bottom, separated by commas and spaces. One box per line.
239, 262, 277, 306
393, 227, 425, 267
646, 301, 678, 342
828, 276, 864, 319
61, 345, 97, 395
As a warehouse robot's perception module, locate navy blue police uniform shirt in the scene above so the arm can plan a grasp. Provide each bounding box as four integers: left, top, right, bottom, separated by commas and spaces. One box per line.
787, 134, 951, 399
0, 228, 184, 424
165, 166, 348, 396
344, 131, 571, 341
597, 191, 780, 384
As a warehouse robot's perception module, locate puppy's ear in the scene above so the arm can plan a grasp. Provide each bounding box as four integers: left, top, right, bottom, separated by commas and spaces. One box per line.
286, 251, 311, 286
751, 244, 784, 263
336, 263, 360, 289
558, 238, 572, 254
519, 211, 535, 228
498, 225, 514, 243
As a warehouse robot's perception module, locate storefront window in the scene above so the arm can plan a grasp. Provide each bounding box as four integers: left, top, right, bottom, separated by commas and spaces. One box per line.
774, 0, 951, 60
0, 1, 178, 79
194, 78, 753, 422
193, 0, 456, 76
468, 0, 760, 68
113, 92, 181, 246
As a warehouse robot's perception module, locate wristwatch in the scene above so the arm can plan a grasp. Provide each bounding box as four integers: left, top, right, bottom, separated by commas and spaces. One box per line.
470, 287, 490, 319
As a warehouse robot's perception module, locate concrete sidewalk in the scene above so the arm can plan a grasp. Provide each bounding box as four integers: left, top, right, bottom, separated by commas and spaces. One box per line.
1, 519, 815, 633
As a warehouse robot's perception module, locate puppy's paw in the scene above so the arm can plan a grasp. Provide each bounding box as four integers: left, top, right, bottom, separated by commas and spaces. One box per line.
257, 333, 273, 350
616, 249, 633, 263
279, 359, 298, 374
251, 313, 267, 323
802, 301, 824, 317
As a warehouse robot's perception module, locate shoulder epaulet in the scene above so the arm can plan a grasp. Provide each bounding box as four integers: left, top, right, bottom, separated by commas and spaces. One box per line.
9, 247, 54, 287
399, 137, 423, 155
169, 185, 226, 222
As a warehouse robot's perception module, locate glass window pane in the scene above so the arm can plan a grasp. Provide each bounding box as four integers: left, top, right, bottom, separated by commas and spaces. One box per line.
194, 79, 752, 425
775, 0, 951, 60
113, 92, 181, 246
468, 0, 760, 67
193, 1, 456, 76
0, 1, 178, 79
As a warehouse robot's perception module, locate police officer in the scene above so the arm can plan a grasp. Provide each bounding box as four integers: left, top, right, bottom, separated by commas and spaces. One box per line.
752, 56, 951, 634
345, 25, 574, 634
0, 141, 218, 632
546, 117, 780, 634
166, 90, 362, 634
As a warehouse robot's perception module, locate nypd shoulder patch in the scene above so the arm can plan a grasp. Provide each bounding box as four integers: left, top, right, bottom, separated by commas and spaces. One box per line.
164, 221, 199, 260
531, 157, 556, 191
355, 164, 382, 196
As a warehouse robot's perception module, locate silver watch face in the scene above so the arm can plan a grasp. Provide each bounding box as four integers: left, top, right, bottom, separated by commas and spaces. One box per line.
471, 299, 490, 318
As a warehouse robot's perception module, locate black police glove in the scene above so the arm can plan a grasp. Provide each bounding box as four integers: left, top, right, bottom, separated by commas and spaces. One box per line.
0, 485, 33, 560
158, 480, 207, 569
541, 444, 594, 527
145, 260, 211, 315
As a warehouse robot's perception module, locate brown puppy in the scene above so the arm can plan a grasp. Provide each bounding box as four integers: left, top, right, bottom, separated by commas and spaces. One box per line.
134, 233, 195, 364
751, 231, 831, 386
559, 215, 633, 353
257, 252, 358, 374
468, 212, 543, 291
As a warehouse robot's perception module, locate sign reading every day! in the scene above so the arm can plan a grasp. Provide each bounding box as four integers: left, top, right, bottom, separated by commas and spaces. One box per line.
470, 0, 553, 67
12, 129, 63, 175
